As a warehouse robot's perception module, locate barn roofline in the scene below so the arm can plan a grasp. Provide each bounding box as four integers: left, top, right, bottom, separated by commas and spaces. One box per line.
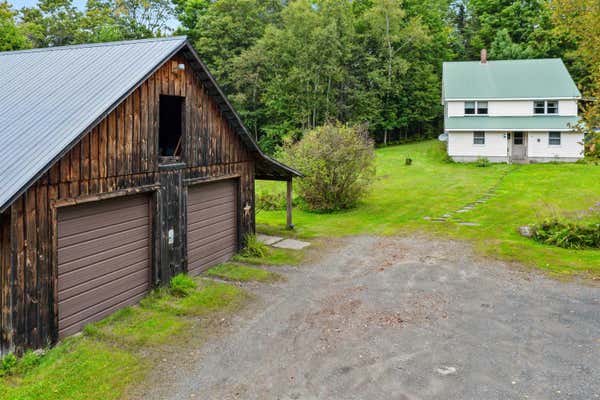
0, 37, 300, 214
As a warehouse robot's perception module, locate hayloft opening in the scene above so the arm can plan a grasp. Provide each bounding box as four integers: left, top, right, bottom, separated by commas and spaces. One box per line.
159, 95, 185, 158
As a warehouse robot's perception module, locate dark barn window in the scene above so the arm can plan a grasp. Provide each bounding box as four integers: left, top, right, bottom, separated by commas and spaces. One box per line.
159, 95, 185, 158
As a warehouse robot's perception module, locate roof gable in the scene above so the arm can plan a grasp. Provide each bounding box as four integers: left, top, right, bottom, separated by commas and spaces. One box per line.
442, 58, 581, 101
0, 36, 298, 212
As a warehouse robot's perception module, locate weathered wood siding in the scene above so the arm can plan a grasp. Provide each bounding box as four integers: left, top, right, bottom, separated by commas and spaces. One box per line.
1, 51, 255, 352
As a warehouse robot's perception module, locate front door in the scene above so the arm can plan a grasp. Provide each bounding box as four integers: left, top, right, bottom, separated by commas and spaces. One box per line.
511, 132, 527, 161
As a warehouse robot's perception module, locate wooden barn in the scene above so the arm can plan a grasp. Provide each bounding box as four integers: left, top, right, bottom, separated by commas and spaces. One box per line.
0, 36, 299, 354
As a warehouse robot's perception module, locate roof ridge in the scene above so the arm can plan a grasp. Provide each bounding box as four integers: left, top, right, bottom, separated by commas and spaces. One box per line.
0, 36, 188, 56
443, 58, 562, 64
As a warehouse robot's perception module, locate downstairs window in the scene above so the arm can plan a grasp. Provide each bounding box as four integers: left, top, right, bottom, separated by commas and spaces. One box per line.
549, 132, 561, 146
473, 132, 485, 145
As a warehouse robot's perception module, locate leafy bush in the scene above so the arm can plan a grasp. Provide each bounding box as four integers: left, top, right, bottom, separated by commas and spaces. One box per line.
475, 157, 490, 167
256, 189, 286, 211
240, 234, 269, 258
532, 219, 600, 249
0, 353, 17, 376
0, 350, 41, 377
280, 122, 376, 212
169, 274, 197, 297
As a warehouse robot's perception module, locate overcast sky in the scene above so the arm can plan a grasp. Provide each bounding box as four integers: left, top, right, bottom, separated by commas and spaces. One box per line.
9, 0, 180, 30
10, 0, 87, 8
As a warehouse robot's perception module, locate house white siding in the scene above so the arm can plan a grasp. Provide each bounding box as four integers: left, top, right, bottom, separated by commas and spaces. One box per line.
448, 132, 508, 162
527, 132, 584, 161
447, 101, 464, 117
558, 100, 578, 116
446, 100, 578, 117
488, 101, 533, 116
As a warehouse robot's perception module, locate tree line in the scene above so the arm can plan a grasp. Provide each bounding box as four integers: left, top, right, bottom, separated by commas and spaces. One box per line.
1, 0, 598, 152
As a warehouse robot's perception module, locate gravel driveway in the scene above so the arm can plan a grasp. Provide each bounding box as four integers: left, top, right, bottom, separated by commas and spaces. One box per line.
135, 236, 600, 400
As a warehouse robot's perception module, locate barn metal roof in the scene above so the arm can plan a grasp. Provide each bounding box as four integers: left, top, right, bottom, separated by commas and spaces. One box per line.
0, 36, 299, 212
442, 59, 581, 101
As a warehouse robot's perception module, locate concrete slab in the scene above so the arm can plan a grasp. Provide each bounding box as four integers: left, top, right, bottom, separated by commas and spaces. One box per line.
256, 234, 284, 245
272, 238, 311, 250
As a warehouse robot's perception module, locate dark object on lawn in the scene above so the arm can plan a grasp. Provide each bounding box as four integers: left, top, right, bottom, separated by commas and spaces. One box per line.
405, 158, 412, 166
532, 219, 600, 249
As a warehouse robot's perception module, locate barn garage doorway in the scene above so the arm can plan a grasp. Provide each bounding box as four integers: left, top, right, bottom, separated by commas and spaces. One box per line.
56, 194, 152, 338
187, 180, 238, 276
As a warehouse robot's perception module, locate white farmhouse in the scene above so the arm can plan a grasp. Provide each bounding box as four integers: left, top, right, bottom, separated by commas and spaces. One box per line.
442, 50, 583, 163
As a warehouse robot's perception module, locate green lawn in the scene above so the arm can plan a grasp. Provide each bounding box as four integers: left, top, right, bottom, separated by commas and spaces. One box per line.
205, 262, 284, 282
0, 277, 251, 400
0, 243, 302, 400
257, 140, 600, 277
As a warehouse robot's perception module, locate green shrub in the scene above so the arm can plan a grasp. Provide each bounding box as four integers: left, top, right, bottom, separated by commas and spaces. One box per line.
532, 218, 600, 249
280, 122, 376, 212
256, 190, 287, 211
475, 157, 490, 167
240, 234, 269, 258
0, 353, 17, 376
169, 274, 197, 297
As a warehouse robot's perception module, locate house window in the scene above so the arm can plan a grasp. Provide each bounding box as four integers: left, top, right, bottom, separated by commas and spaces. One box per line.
549, 132, 561, 146
534, 100, 558, 115
534, 101, 546, 114
477, 101, 488, 115
465, 101, 487, 115
159, 95, 185, 158
473, 132, 485, 145
513, 132, 524, 145
465, 101, 476, 115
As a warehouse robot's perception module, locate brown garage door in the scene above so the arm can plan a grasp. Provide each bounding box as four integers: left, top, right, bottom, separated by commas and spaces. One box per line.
57, 194, 151, 338
187, 180, 238, 275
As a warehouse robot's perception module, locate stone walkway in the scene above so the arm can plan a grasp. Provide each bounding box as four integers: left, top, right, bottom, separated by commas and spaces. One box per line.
424, 166, 517, 227
256, 233, 311, 250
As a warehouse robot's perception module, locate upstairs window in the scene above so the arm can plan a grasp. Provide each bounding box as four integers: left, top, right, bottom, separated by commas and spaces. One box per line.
534, 100, 558, 115
549, 132, 561, 146
465, 101, 487, 115
473, 131, 485, 145
534, 101, 546, 114
477, 101, 488, 115
465, 101, 476, 115
159, 95, 185, 158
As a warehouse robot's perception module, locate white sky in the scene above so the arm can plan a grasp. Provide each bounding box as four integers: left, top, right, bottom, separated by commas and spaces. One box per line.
9, 0, 180, 31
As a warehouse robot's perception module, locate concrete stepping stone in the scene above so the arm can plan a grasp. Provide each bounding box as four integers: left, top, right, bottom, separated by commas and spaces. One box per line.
272, 238, 311, 250
423, 216, 432, 220
458, 222, 480, 226
442, 213, 453, 218
256, 234, 284, 245
456, 209, 469, 213
431, 218, 447, 222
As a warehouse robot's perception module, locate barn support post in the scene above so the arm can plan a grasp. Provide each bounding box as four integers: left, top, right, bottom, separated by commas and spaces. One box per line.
286, 179, 293, 230
158, 163, 186, 284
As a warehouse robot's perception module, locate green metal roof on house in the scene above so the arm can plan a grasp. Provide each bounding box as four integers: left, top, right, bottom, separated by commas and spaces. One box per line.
442, 59, 581, 100
444, 116, 580, 131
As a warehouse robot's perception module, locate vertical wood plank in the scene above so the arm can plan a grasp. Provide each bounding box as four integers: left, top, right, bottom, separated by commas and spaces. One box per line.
10, 198, 25, 352
24, 189, 38, 347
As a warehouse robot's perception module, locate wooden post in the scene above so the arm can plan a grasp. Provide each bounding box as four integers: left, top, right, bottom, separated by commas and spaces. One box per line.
286, 179, 293, 229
